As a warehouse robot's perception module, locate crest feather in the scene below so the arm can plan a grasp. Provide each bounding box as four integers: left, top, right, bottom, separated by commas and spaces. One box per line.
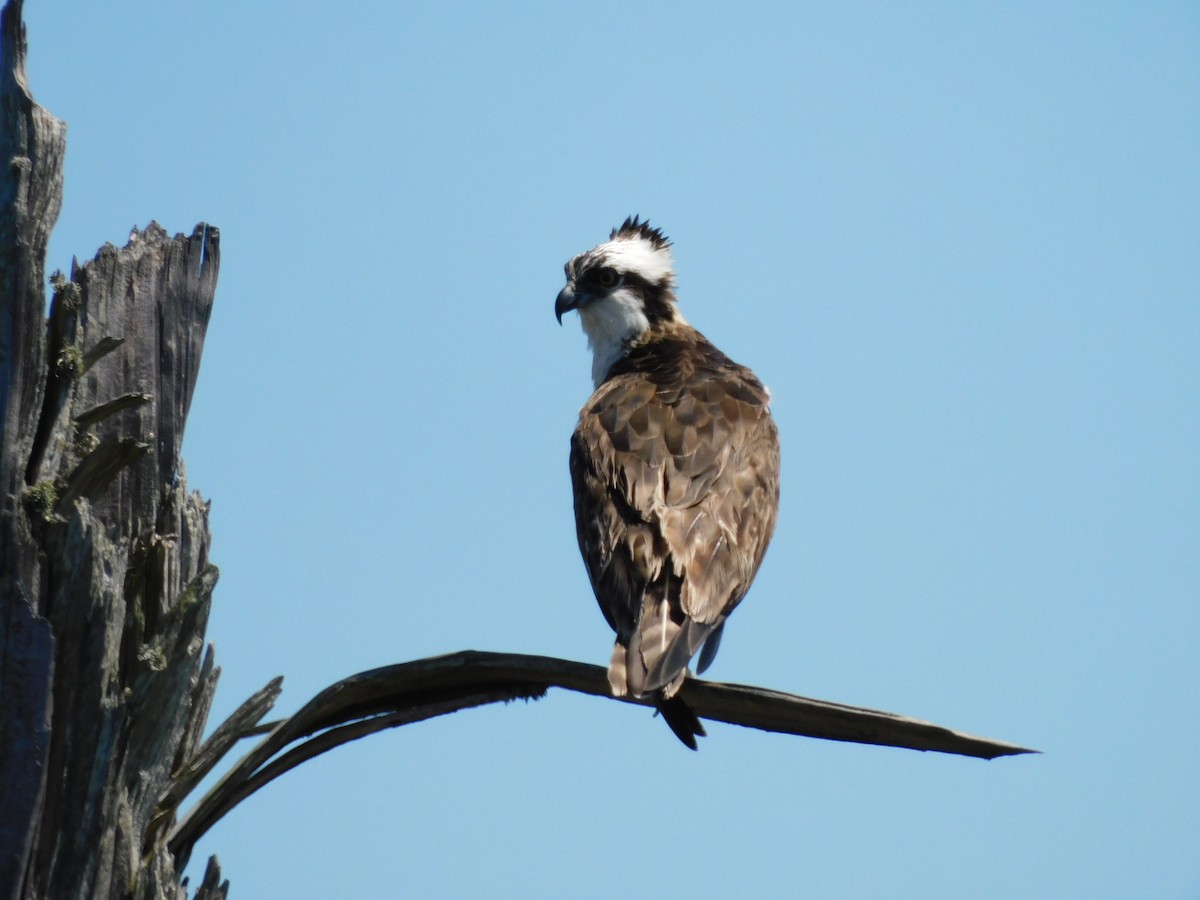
611, 215, 671, 250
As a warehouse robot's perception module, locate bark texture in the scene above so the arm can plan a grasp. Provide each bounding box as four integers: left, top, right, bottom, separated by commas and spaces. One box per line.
0, 3, 228, 896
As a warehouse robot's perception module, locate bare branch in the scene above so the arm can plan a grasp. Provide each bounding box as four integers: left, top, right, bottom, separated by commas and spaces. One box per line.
145, 676, 284, 850
168, 650, 1036, 869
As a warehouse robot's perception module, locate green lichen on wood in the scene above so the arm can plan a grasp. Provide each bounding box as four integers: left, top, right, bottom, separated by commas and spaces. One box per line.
56, 344, 84, 377
49, 269, 82, 311
23, 480, 60, 522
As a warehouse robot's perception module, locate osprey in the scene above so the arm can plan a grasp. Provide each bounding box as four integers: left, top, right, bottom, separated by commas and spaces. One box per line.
556, 217, 780, 748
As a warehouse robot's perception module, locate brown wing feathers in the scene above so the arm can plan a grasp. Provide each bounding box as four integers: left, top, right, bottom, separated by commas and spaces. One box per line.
571, 328, 780, 719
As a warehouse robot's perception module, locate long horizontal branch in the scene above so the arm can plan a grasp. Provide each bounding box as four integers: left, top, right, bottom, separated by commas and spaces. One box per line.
167, 650, 1036, 868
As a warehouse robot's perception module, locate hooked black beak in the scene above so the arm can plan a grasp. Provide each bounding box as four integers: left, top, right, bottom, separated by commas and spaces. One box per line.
555, 284, 581, 324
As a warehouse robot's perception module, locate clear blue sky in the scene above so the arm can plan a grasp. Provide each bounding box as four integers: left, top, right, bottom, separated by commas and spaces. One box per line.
24, 3, 1199, 897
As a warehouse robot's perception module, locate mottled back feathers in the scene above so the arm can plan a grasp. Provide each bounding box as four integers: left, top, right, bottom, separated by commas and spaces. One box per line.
570, 323, 780, 698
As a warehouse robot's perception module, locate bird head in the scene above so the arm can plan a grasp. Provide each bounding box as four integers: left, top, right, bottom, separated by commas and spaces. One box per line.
556, 217, 682, 385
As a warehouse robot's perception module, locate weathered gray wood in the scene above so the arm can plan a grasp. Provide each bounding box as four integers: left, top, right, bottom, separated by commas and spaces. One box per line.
0, 1, 68, 895
15, 218, 227, 898
168, 650, 1038, 870
190, 857, 229, 900
0, 3, 241, 896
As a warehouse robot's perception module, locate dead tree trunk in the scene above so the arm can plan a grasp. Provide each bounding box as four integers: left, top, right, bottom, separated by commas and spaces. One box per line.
0, 3, 225, 897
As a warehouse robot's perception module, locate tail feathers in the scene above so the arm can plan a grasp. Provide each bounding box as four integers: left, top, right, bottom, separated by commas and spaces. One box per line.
695, 621, 725, 675
609, 638, 705, 748
636, 614, 718, 696
657, 695, 706, 750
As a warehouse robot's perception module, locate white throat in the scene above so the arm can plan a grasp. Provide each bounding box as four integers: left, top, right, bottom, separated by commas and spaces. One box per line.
578, 287, 650, 387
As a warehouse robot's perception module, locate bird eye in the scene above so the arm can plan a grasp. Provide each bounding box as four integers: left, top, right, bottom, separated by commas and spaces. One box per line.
596, 267, 618, 288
